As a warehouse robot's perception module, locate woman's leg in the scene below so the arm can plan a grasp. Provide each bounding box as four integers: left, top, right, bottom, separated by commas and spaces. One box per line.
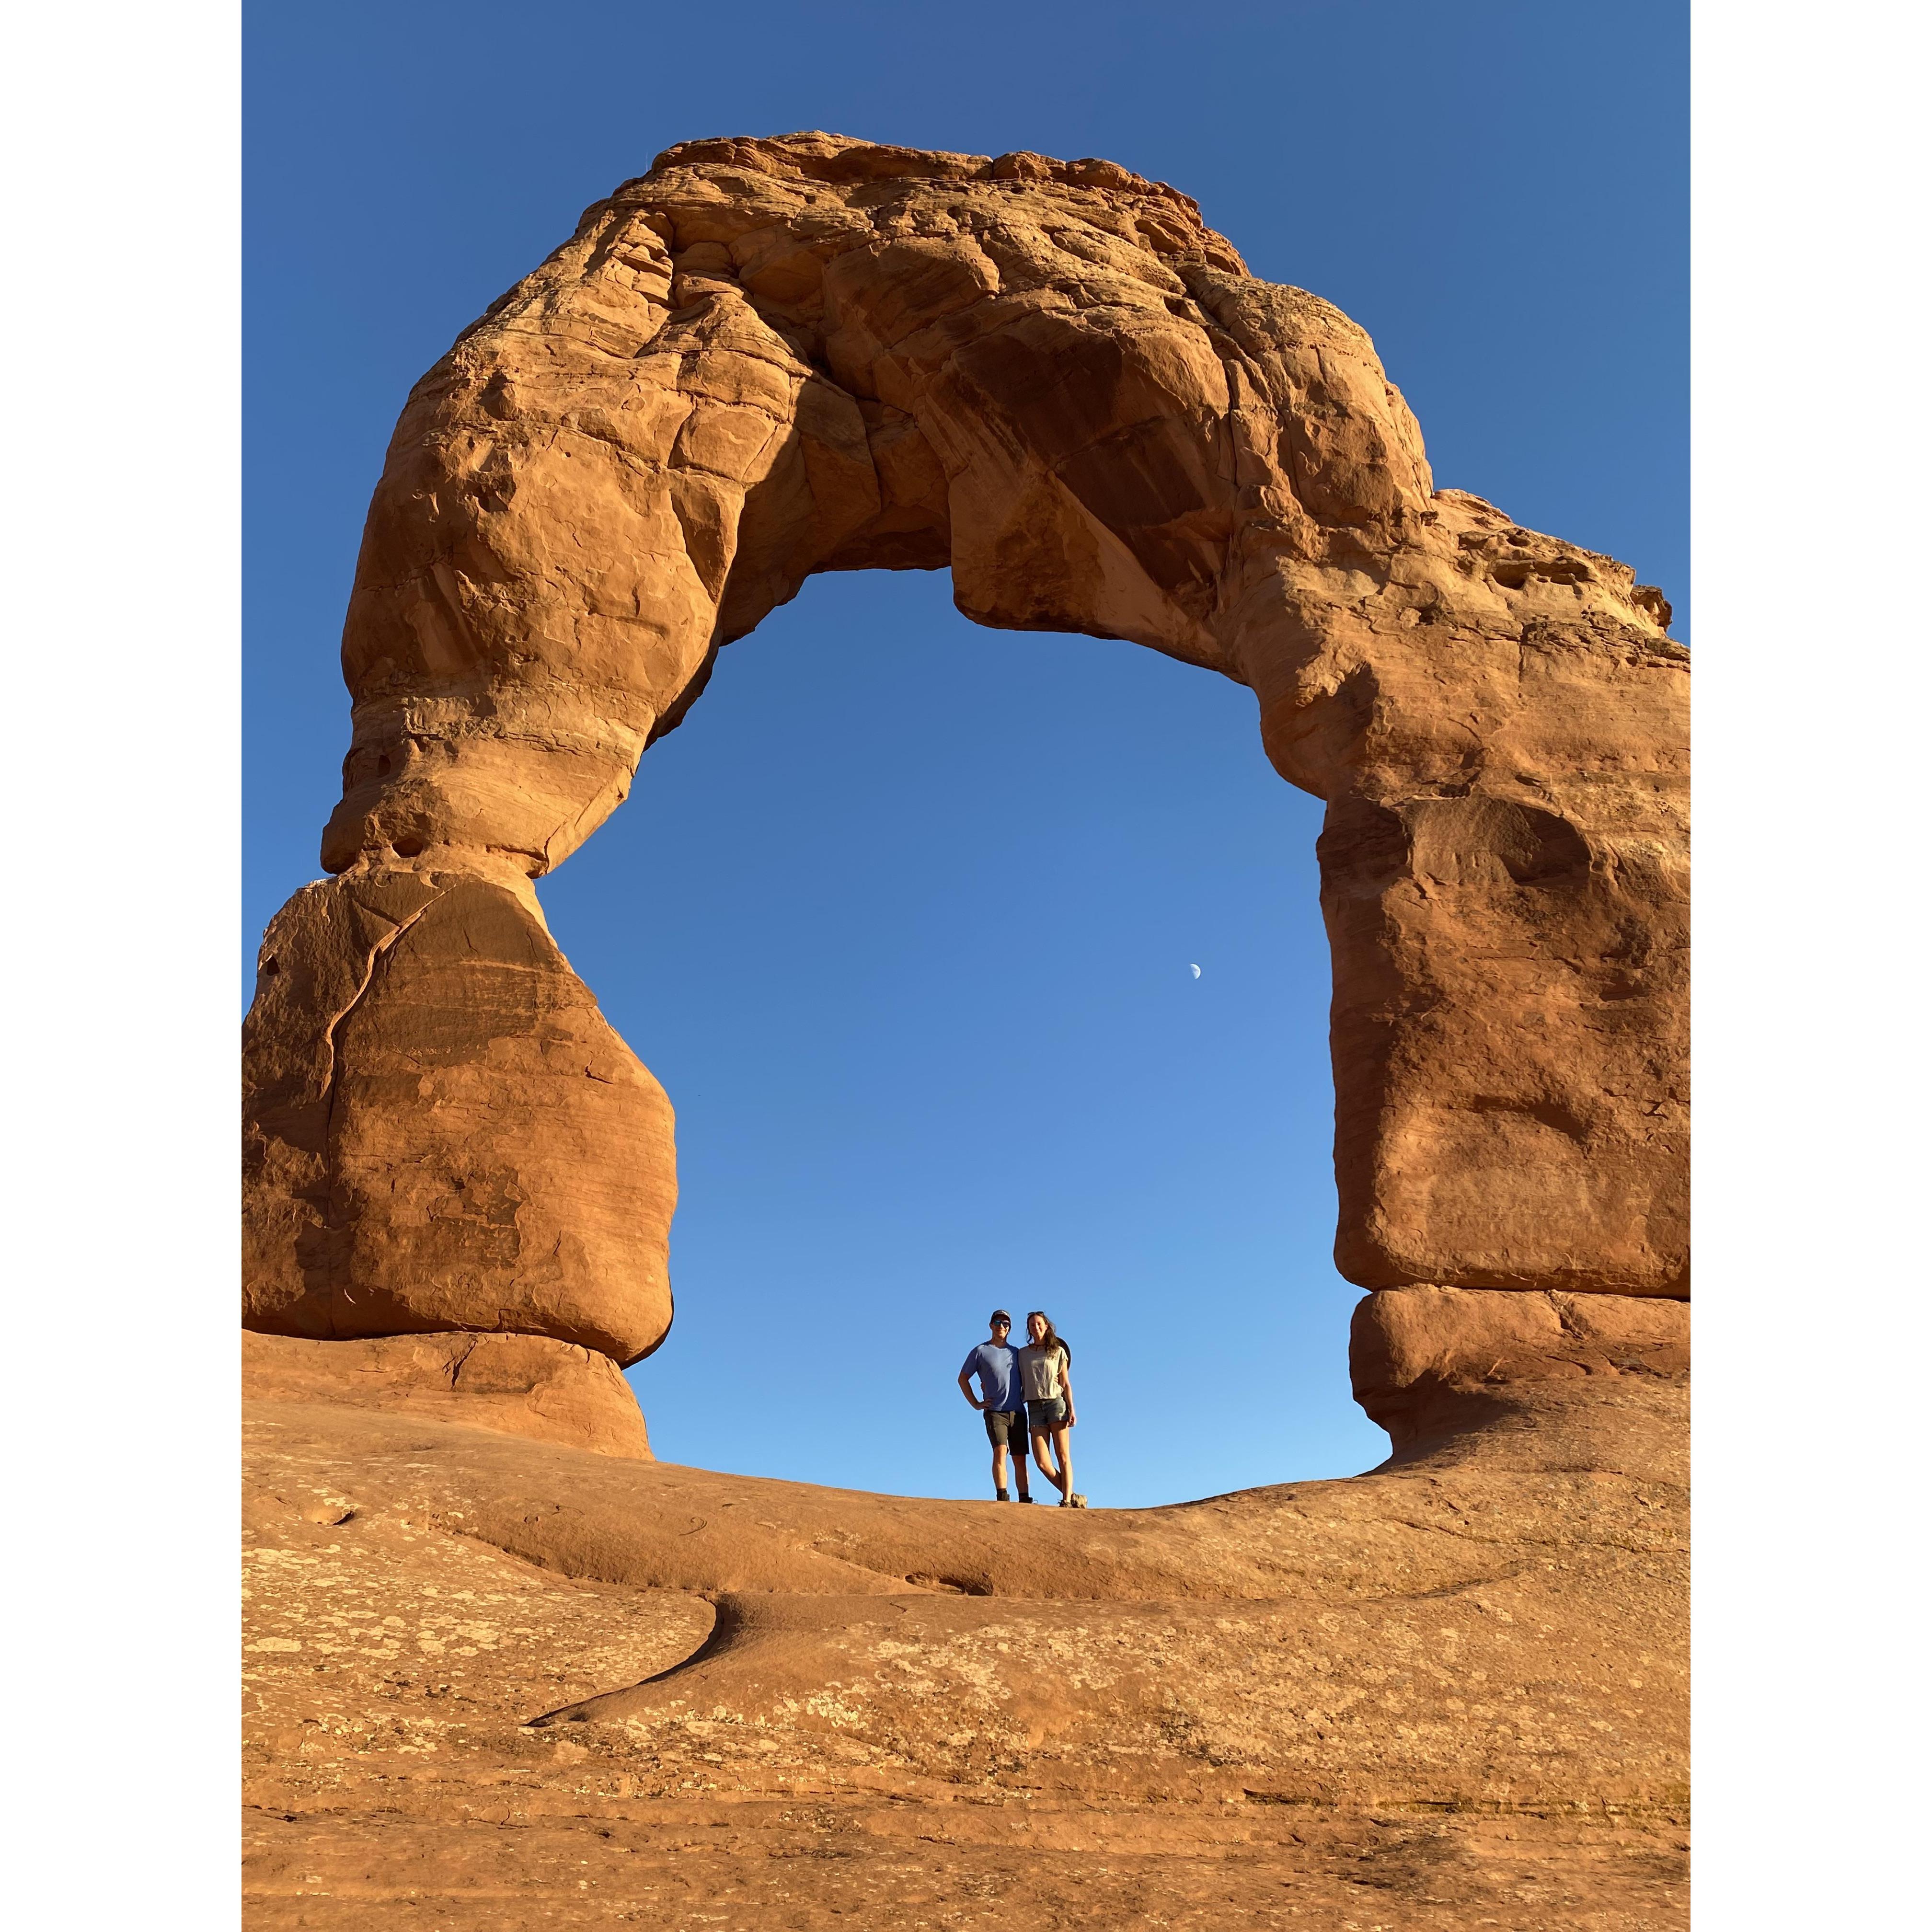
1033, 1427, 1070, 1502
1050, 1426, 1074, 1504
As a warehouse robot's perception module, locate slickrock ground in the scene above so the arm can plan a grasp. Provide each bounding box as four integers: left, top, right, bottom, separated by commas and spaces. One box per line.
243, 1362, 1686, 1930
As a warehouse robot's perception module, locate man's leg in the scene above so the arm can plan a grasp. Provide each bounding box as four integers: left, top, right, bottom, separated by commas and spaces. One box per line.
985, 1411, 1011, 1498
1009, 1418, 1034, 1498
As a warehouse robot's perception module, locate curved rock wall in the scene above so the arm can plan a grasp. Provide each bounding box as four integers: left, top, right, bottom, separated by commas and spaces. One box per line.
244, 133, 1688, 1367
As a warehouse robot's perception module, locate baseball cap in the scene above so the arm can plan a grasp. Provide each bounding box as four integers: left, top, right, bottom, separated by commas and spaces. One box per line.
990, 1309, 1012, 1324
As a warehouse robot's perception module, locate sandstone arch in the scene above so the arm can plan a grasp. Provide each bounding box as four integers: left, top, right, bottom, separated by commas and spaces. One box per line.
242, 133, 1687, 1386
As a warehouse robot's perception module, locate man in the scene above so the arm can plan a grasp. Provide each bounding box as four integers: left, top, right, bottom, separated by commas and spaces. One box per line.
957, 1311, 1035, 1501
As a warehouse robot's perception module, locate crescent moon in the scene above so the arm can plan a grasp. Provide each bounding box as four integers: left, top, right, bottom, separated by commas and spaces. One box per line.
1189, 964, 1201, 978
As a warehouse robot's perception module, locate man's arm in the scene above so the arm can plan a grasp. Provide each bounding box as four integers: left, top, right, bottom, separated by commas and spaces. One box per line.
957, 1368, 985, 1410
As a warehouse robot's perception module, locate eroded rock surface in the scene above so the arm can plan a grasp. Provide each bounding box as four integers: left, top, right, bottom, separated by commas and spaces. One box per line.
244, 131, 1688, 1363
1352, 1287, 1691, 1461
242, 1330, 653, 1459
243, 1377, 1687, 1930
244, 870, 674, 1363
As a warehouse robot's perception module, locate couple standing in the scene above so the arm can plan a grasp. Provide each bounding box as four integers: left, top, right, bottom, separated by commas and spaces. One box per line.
956, 1310, 1087, 1508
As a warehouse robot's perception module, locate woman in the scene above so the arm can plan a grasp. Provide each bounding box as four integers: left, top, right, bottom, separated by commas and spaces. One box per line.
1018, 1311, 1086, 1507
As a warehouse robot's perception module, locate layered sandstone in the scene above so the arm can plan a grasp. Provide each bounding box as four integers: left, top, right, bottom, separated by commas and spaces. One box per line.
243, 131, 1688, 1365
242, 1329, 652, 1459
1352, 1285, 1690, 1463
243, 1367, 1687, 1930
244, 870, 674, 1363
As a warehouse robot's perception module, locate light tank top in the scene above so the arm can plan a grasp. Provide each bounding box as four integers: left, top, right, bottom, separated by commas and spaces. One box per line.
1017, 1342, 1067, 1403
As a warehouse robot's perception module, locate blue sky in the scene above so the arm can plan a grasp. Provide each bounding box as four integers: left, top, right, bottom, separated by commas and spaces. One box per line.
244, 0, 1687, 1506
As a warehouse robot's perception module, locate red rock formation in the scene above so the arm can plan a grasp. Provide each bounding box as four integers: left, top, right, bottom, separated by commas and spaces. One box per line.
239, 135, 1692, 1930
242, 1329, 653, 1459
1350, 1284, 1690, 1461
244, 130, 1687, 1368
244, 873, 674, 1363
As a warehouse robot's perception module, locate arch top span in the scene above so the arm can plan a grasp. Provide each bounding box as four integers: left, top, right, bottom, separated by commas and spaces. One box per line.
244, 134, 1686, 1372
323, 130, 1674, 876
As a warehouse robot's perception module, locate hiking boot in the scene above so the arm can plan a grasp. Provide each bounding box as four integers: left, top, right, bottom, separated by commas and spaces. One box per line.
1017, 1493, 1035, 1503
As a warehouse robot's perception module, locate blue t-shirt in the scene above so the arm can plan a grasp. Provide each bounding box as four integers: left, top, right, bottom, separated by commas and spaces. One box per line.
961, 1341, 1024, 1412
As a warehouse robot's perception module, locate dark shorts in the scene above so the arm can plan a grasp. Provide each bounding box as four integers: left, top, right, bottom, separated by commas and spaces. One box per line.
983, 1407, 1029, 1449
1026, 1397, 1067, 1432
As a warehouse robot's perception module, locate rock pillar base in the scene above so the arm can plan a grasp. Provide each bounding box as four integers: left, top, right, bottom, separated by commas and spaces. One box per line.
1350, 1286, 1689, 1479
242, 1330, 653, 1460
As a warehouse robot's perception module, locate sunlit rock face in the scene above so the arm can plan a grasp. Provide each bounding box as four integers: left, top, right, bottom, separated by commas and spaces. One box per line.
242, 870, 675, 1365
244, 131, 1687, 1362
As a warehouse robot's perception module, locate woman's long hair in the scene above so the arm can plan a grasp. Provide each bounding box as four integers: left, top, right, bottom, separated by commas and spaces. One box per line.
1024, 1310, 1070, 1367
